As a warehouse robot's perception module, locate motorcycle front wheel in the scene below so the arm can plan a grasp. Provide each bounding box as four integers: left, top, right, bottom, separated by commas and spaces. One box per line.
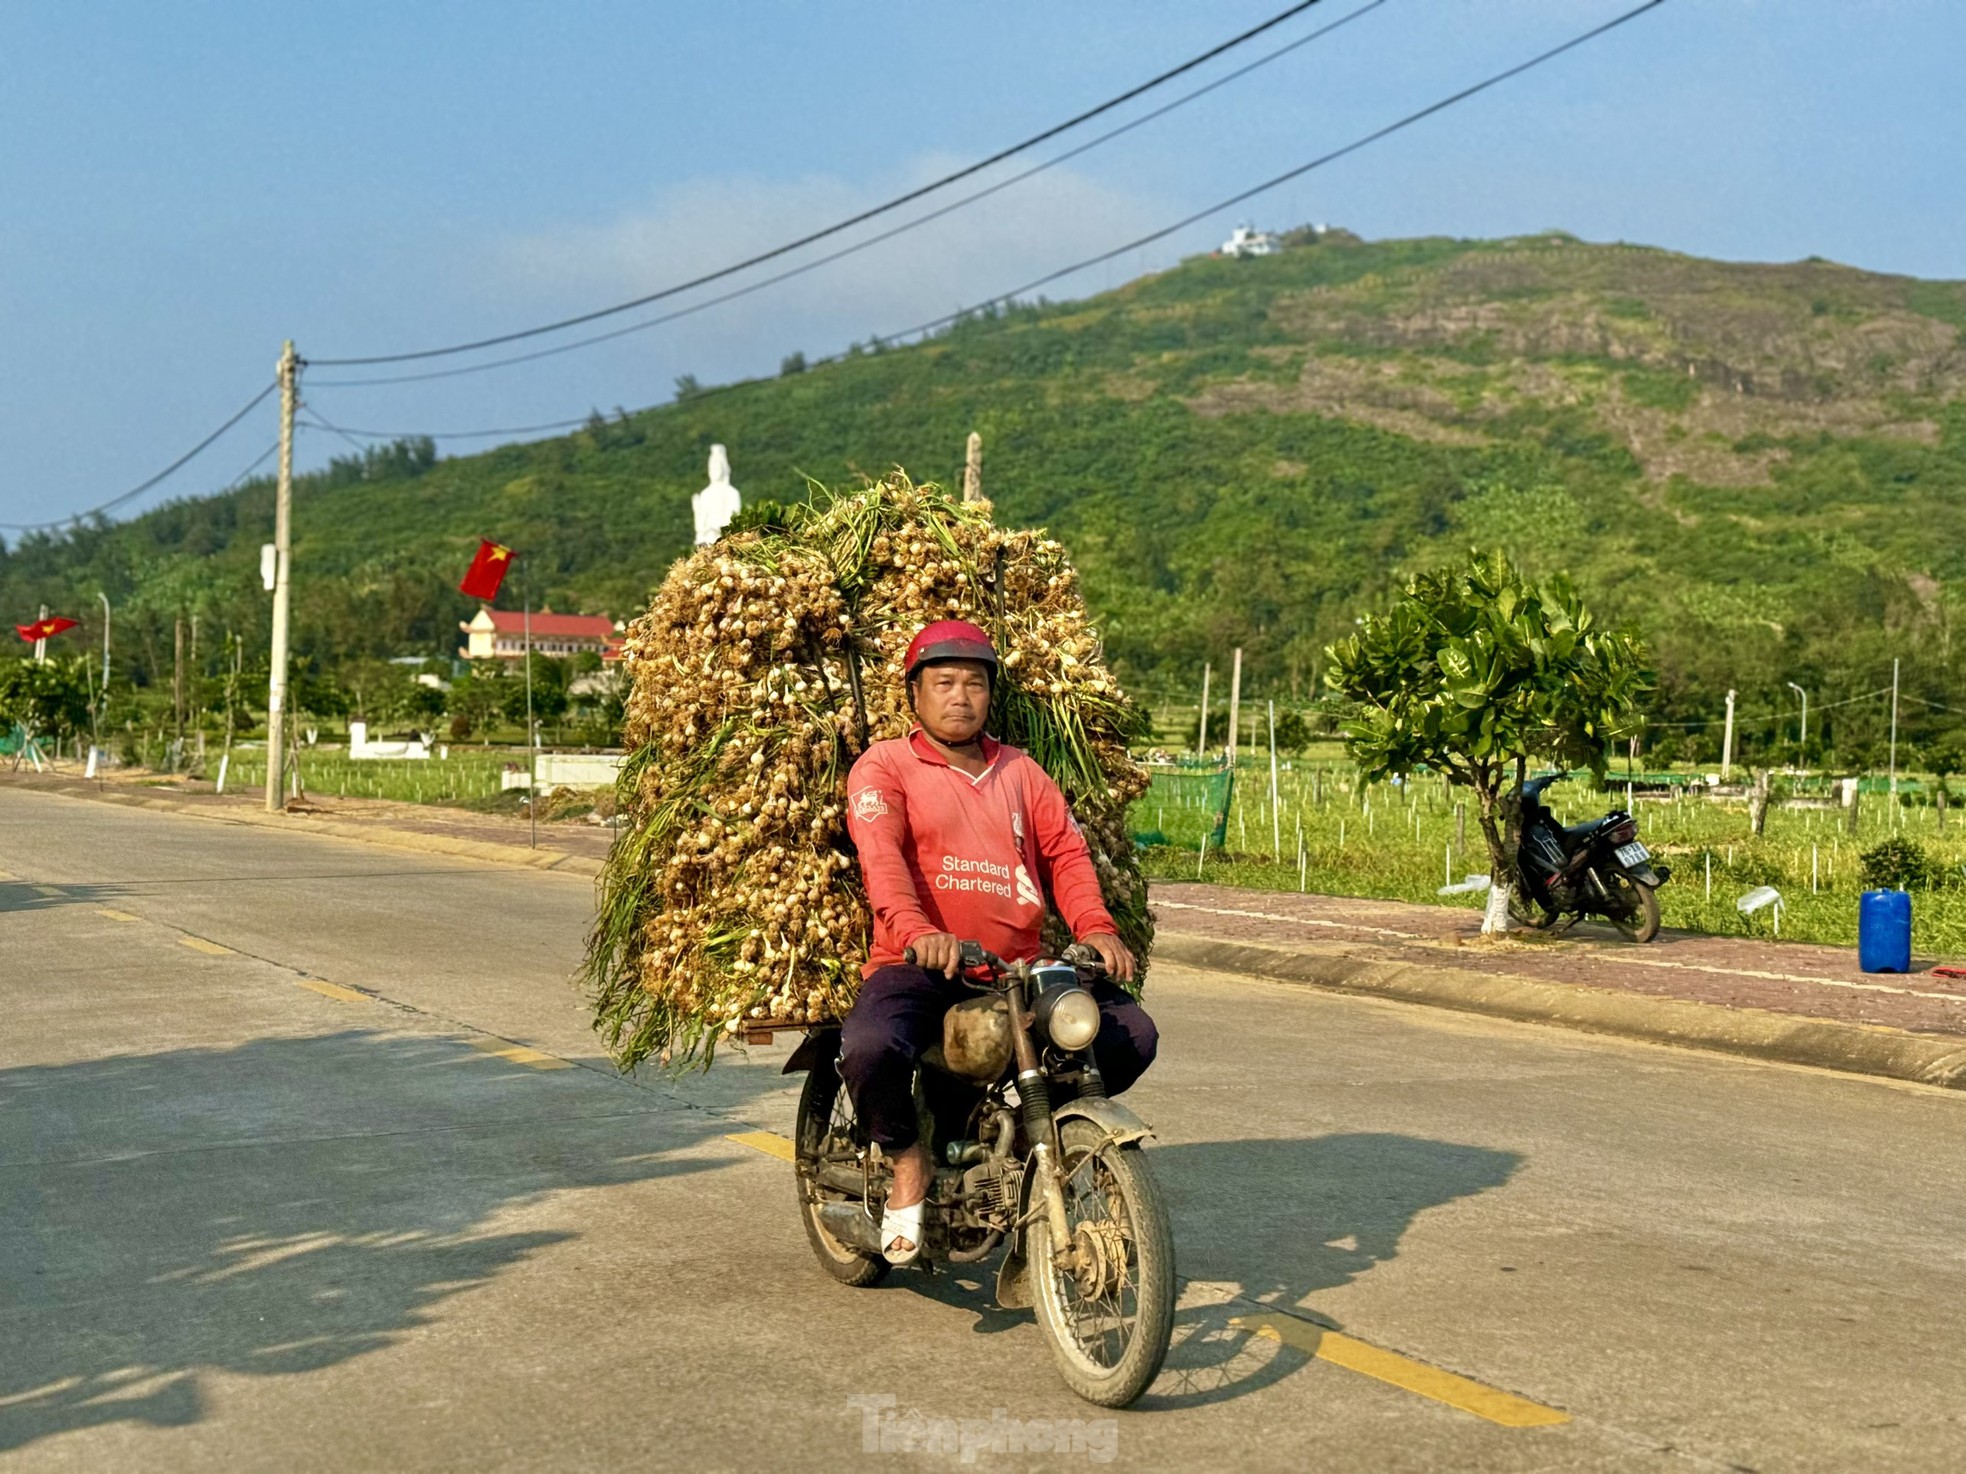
1607, 870, 1662, 943
1029, 1118, 1176, 1408
793, 1047, 890, 1288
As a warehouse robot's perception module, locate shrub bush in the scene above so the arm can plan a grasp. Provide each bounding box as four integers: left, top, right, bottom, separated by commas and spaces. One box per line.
1859, 836, 1939, 891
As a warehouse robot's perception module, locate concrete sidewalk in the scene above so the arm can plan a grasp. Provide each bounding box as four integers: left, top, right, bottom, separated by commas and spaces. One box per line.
1150, 883, 1966, 1090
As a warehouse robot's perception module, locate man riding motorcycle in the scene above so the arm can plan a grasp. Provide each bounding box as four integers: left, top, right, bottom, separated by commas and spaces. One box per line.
839, 620, 1158, 1265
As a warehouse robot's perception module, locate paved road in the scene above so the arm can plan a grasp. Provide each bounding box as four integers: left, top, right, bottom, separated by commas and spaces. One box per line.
3, 785, 1963, 1471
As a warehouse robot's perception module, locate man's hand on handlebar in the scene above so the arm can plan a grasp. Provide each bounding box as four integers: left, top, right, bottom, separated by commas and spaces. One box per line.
1079, 932, 1136, 983
907, 931, 964, 978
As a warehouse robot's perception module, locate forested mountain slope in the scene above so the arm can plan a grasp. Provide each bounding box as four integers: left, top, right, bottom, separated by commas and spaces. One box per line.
6, 229, 1964, 759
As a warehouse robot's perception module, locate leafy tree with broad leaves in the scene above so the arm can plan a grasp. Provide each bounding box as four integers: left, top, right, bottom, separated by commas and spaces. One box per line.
0, 656, 95, 750
1324, 550, 1651, 931
1271, 708, 1312, 752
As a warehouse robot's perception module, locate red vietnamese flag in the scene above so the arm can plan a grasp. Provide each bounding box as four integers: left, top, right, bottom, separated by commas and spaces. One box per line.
459, 540, 515, 601
15, 616, 78, 643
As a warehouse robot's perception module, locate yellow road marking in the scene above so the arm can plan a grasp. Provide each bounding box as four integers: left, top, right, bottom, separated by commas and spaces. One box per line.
1232, 1312, 1569, 1427
296, 978, 370, 1004
34, 885, 65, 899
723, 1131, 1557, 1426
464, 1038, 571, 1070
178, 936, 235, 957
96, 908, 141, 923
727, 1130, 796, 1162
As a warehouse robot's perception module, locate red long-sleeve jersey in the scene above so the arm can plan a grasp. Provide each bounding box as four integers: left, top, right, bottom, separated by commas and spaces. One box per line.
846, 729, 1117, 976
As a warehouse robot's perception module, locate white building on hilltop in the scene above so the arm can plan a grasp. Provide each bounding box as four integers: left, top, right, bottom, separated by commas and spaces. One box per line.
1221, 224, 1279, 258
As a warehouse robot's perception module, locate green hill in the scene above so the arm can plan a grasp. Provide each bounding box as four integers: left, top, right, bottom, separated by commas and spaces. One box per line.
7, 229, 1966, 764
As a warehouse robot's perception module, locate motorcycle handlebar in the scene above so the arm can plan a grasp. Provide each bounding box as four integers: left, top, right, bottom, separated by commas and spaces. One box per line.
901, 941, 1107, 983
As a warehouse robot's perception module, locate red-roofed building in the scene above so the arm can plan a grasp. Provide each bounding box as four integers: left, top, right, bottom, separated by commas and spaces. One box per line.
459, 607, 622, 663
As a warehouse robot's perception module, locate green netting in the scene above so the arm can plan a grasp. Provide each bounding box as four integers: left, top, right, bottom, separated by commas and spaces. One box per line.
1129, 762, 1235, 852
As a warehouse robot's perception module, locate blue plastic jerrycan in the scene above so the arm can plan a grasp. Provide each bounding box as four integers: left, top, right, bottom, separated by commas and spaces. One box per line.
1858, 889, 1912, 973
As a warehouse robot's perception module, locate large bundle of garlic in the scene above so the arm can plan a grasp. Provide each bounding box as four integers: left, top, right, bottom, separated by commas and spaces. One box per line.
584, 472, 1152, 1071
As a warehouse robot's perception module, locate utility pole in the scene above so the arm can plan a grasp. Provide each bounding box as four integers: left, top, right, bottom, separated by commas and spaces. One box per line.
1721, 688, 1736, 781
525, 596, 537, 849
962, 431, 983, 503
97, 592, 111, 692
1786, 681, 1808, 767
1227, 648, 1243, 767
265, 340, 298, 813
1888, 656, 1900, 822
1196, 663, 1210, 757
173, 616, 185, 769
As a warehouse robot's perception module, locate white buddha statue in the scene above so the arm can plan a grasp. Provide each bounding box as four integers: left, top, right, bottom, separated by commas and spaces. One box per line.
692, 444, 742, 546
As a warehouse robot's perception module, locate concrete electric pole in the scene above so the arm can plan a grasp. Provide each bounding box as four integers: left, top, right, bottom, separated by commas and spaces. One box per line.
962, 431, 983, 503
265, 341, 298, 813
1227, 648, 1243, 767
1196, 663, 1210, 757
1888, 656, 1900, 820
1721, 688, 1736, 781
97, 592, 111, 691
1786, 681, 1808, 766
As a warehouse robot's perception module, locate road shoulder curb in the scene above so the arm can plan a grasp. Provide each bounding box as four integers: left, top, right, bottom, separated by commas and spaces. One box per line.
1153, 931, 1966, 1091
26, 781, 605, 879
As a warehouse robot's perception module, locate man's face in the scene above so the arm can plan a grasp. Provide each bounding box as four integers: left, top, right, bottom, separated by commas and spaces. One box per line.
912, 661, 991, 745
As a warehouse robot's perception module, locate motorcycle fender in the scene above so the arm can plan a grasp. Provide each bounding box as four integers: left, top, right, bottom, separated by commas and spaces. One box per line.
1626, 863, 1664, 886
997, 1242, 1033, 1310
780, 1026, 840, 1076
1051, 1096, 1154, 1148
997, 1099, 1152, 1312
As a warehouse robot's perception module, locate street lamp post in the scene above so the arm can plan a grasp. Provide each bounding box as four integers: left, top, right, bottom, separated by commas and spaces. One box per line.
1785, 681, 1808, 768
97, 593, 111, 692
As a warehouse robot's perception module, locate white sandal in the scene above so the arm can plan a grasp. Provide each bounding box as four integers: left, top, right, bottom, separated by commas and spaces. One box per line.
881, 1199, 924, 1266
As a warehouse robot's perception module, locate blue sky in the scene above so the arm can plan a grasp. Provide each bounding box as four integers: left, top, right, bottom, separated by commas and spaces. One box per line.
2, 0, 1962, 530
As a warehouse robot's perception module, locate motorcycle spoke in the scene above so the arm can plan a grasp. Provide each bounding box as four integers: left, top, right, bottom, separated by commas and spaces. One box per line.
1048, 1150, 1140, 1369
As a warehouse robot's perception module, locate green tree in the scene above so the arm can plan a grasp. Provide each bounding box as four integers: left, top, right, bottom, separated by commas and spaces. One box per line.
1324, 550, 1651, 930
0, 657, 94, 749
445, 667, 505, 743
501, 655, 571, 738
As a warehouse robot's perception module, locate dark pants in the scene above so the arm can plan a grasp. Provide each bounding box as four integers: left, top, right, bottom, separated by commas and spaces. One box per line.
838, 963, 1158, 1151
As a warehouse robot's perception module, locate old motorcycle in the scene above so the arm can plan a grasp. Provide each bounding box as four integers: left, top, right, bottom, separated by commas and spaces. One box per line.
783, 941, 1175, 1408
1514, 772, 1671, 942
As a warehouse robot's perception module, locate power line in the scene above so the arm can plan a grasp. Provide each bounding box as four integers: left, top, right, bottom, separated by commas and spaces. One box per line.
867, 0, 1672, 353
0, 381, 277, 532
221, 438, 283, 492
299, 410, 595, 441
311, 0, 1388, 391
317, 0, 1667, 405
308, 0, 1340, 368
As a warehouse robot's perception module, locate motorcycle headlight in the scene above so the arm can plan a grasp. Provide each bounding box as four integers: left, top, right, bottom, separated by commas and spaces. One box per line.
1039, 986, 1100, 1052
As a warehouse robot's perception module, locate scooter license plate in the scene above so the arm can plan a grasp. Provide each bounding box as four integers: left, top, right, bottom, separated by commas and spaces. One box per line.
1615, 840, 1650, 866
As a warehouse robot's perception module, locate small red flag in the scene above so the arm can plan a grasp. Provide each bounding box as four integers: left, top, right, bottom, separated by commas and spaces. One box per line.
459, 540, 515, 601
15, 616, 78, 644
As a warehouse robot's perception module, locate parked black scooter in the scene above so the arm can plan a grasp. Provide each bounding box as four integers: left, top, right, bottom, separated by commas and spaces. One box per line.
1514, 773, 1671, 942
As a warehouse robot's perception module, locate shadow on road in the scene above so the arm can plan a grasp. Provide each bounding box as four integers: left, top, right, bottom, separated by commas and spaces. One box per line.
1145, 1132, 1523, 1408
0, 1029, 774, 1453
889, 1132, 1522, 1409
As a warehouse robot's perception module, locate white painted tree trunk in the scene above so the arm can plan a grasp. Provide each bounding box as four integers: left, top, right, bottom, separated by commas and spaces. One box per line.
1481, 879, 1513, 934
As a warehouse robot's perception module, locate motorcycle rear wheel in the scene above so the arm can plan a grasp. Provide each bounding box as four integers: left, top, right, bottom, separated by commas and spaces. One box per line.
1029, 1118, 1175, 1408
793, 1049, 890, 1288
1608, 871, 1662, 944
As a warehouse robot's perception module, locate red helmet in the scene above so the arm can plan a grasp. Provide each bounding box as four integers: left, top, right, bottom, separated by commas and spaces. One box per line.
904, 619, 999, 682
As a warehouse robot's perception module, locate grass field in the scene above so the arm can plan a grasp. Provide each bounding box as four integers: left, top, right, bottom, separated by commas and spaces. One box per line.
1130, 761, 1966, 956
195, 747, 520, 804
